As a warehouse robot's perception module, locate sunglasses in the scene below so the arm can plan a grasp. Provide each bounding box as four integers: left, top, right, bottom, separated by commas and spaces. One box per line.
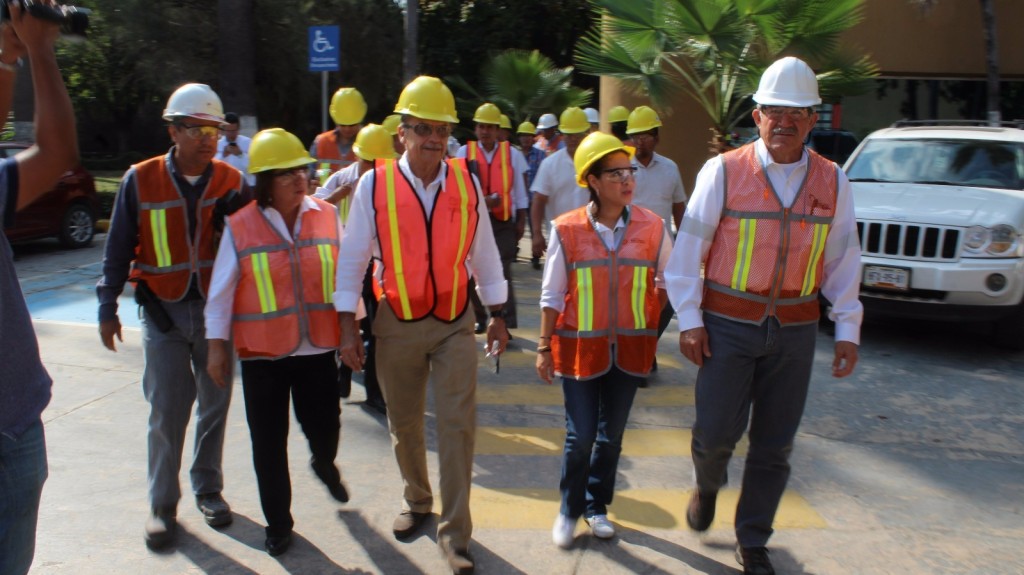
270, 167, 308, 179
176, 123, 223, 140
403, 123, 452, 138
602, 167, 638, 183
758, 106, 814, 120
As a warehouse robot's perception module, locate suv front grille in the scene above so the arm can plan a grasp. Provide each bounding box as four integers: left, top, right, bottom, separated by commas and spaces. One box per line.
856, 220, 961, 261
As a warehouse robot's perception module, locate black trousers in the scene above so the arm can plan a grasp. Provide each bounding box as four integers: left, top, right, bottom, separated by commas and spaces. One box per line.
241, 351, 340, 537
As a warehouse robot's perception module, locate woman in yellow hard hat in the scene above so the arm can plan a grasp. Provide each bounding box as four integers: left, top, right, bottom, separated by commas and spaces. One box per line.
536, 131, 671, 549
205, 128, 353, 557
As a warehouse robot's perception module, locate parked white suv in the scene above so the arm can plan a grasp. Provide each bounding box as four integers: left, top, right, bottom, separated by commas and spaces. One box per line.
843, 121, 1024, 348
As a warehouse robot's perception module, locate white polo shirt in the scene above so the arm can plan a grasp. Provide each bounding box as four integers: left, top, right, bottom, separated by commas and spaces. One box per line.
632, 152, 687, 234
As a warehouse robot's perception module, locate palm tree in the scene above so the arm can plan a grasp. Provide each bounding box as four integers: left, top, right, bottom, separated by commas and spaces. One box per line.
446, 50, 593, 127
575, 0, 879, 151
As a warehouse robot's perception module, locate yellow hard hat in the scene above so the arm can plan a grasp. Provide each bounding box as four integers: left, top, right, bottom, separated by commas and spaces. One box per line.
329, 87, 367, 126
516, 120, 536, 135
248, 128, 316, 174
573, 131, 634, 187
626, 105, 663, 135
353, 124, 399, 161
559, 107, 590, 135
607, 105, 630, 124
473, 103, 502, 125
499, 114, 512, 130
381, 114, 402, 136
394, 76, 458, 123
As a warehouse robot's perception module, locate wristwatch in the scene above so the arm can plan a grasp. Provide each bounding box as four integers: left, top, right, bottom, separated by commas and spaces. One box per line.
488, 308, 506, 320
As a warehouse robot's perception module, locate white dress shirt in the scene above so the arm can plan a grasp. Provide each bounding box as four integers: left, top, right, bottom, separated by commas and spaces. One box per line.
315, 162, 361, 198
455, 142, 529, 211
216, 134, 255, 186
540, 205, 672, 313
332, 154, 508, 313
530, 148, 590, 223
632, 152, 687, 234
206, 195, 351, 356
665, 139, 863, 343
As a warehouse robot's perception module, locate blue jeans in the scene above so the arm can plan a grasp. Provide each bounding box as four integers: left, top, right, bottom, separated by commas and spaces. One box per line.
0, 419, 48, 575
141, 299, 231, 509
559, 366, 641, 519
691, 313, 817, 548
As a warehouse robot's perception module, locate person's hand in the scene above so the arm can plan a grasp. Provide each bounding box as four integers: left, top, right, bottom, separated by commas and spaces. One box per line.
99, 317, 122, 352
338, 314, 364, 371
5, 0, 61, 57
535, 349, 554, 384
206, 339, 232, 388
484, 193, 500, 209
832, 340, 858, 378
531, 235, 546, 260
485, 316, 509, 357
224, 142, 241, 157
679, 327, 711, 367
0, 10, 27, 63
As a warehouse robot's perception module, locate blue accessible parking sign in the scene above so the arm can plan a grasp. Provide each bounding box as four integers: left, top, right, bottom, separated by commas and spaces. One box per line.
309, 26, 340, 72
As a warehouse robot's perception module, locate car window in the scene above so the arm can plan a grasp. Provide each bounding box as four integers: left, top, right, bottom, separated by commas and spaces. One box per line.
846, 138, 1024, 189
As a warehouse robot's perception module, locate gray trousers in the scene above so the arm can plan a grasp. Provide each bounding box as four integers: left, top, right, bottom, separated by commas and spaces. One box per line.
140, 298, 232, 509
691, 312, 817, 548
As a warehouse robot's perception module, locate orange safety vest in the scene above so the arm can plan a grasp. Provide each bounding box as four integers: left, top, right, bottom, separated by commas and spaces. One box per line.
703, 143, 838, 326
467, 141, 514, 221
129, 156, 243, 301
313, 129, 358, 223
228, 198, 341, 360
371, 158, 479, 322
552, 205, 664, 380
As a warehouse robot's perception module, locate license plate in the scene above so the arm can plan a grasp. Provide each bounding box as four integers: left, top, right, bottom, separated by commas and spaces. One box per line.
863, 265, 910, 291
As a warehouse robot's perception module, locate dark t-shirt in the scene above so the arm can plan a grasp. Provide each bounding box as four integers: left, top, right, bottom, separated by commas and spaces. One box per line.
0, 157, 53, 437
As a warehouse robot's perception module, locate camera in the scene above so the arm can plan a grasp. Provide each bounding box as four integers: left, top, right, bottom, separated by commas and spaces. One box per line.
0, 0, 90, 39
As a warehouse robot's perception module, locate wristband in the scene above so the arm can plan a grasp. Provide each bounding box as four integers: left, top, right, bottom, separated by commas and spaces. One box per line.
488, 308, 506, 319
536, 346, 552, 353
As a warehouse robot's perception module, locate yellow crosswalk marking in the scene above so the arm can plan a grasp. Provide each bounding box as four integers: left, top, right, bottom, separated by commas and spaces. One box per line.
475, 427, 747, 456
476, 385, 694, 406
468, 487, 825, 530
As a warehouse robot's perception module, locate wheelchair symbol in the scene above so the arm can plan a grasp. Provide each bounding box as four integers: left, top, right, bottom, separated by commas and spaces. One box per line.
312, 31, 334, 53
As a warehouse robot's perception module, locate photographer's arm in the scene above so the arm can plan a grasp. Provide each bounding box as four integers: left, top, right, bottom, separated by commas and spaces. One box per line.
0, 16, 22, 133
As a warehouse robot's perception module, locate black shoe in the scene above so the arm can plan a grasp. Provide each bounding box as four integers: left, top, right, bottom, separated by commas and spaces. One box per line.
474, 321, 486, 334
736, 545, 775, 575
650, 357, 658, 372
531, 257, 541, 270
364, 397, 387, 416
685, 490, 717, 532
196, 493, 232, 527
392, 510, 429, 540
144, 507, 177, 550
266, 533, 292, 557
310, 457, 349, 503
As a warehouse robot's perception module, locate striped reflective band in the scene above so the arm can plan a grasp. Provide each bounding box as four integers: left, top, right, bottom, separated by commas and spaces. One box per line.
630, 266, 650, 329
251, 252, 277, 314
338, 196, 351, 224
801, 223, 829, 296
149, 209, 173, 269
318, 162, 331, 185
499, 144, 510, 220
449, 164, 471, 320
731, 218, 757, 291
384, 162, 413, 319
317, 244, 335, 303
575, 267, 594, 332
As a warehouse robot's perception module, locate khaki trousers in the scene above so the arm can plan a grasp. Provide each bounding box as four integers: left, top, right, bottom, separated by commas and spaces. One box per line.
374, 301, 477, 550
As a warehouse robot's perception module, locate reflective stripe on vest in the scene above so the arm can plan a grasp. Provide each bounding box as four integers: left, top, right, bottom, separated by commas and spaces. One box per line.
318, 161, 352, 225
468, 141, 514, 221
372, 158, 479, 322
551, 205, 664, 380
703, 144, 838, 326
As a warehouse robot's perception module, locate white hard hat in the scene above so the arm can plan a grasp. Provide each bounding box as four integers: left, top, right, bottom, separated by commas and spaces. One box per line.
753, 57, 821, 107
583, 107, 600, 124
536, 113, 558, 130
162, 83, 226, 123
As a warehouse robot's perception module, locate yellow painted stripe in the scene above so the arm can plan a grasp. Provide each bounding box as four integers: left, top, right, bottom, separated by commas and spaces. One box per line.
731, 218, 756, 291
450, 164, 471, 320
801, 223, 829, 296
252, 252, 277, 313
384, 162, 413, 319
475, 427, 745, 457
576, 268, 593, 331
150, 209, 172, 268
467, 487, 825, 530
317, 244, 335, 303
475, 384, 694, 406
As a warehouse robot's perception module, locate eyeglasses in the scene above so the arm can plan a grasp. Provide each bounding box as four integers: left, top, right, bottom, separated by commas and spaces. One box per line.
270, 167, 308, 179
758, 106, 814, 120
601, 166, 638, 183
176, 123, 223, 140
402, 123, 452, 138
632, 132, 656, 142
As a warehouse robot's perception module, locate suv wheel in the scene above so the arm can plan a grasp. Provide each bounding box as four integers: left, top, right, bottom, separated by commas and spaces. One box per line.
59, 202, 95, 248
991, 302, 1024, 351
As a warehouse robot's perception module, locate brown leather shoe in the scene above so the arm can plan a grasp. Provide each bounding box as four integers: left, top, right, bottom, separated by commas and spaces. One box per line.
686, 490, 717, 532
392, 510, 429, 540
442, 545, 474, 575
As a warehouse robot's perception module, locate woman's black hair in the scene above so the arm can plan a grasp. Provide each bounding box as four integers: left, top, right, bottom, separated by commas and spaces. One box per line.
254, 171, 275, 208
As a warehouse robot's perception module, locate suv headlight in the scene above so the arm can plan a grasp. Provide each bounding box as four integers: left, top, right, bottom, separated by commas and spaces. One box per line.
988, 224, 1020, 256
963, 226, 989, 252
962, 224, 1022, 257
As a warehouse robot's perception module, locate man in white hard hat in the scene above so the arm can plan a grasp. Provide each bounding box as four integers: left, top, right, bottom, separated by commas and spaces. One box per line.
583, 107, 600, 132
534, 112, 564, 156
335, 76, 508, 575
666, 56, 862, 575
97, 83, 249, 550
457, 103, 529, 331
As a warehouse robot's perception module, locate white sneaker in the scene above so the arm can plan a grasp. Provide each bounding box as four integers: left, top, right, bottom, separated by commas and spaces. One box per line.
586, 514, 615, 539
552, 514, 576, 548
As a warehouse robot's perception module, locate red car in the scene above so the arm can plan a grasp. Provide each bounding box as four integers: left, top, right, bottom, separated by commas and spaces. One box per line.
1, 142, 99, 248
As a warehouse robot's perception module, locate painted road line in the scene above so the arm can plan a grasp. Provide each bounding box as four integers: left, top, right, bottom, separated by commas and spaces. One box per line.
476, 427, 747, 457
468, 487, 825, 530
476, 385, 694, 407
